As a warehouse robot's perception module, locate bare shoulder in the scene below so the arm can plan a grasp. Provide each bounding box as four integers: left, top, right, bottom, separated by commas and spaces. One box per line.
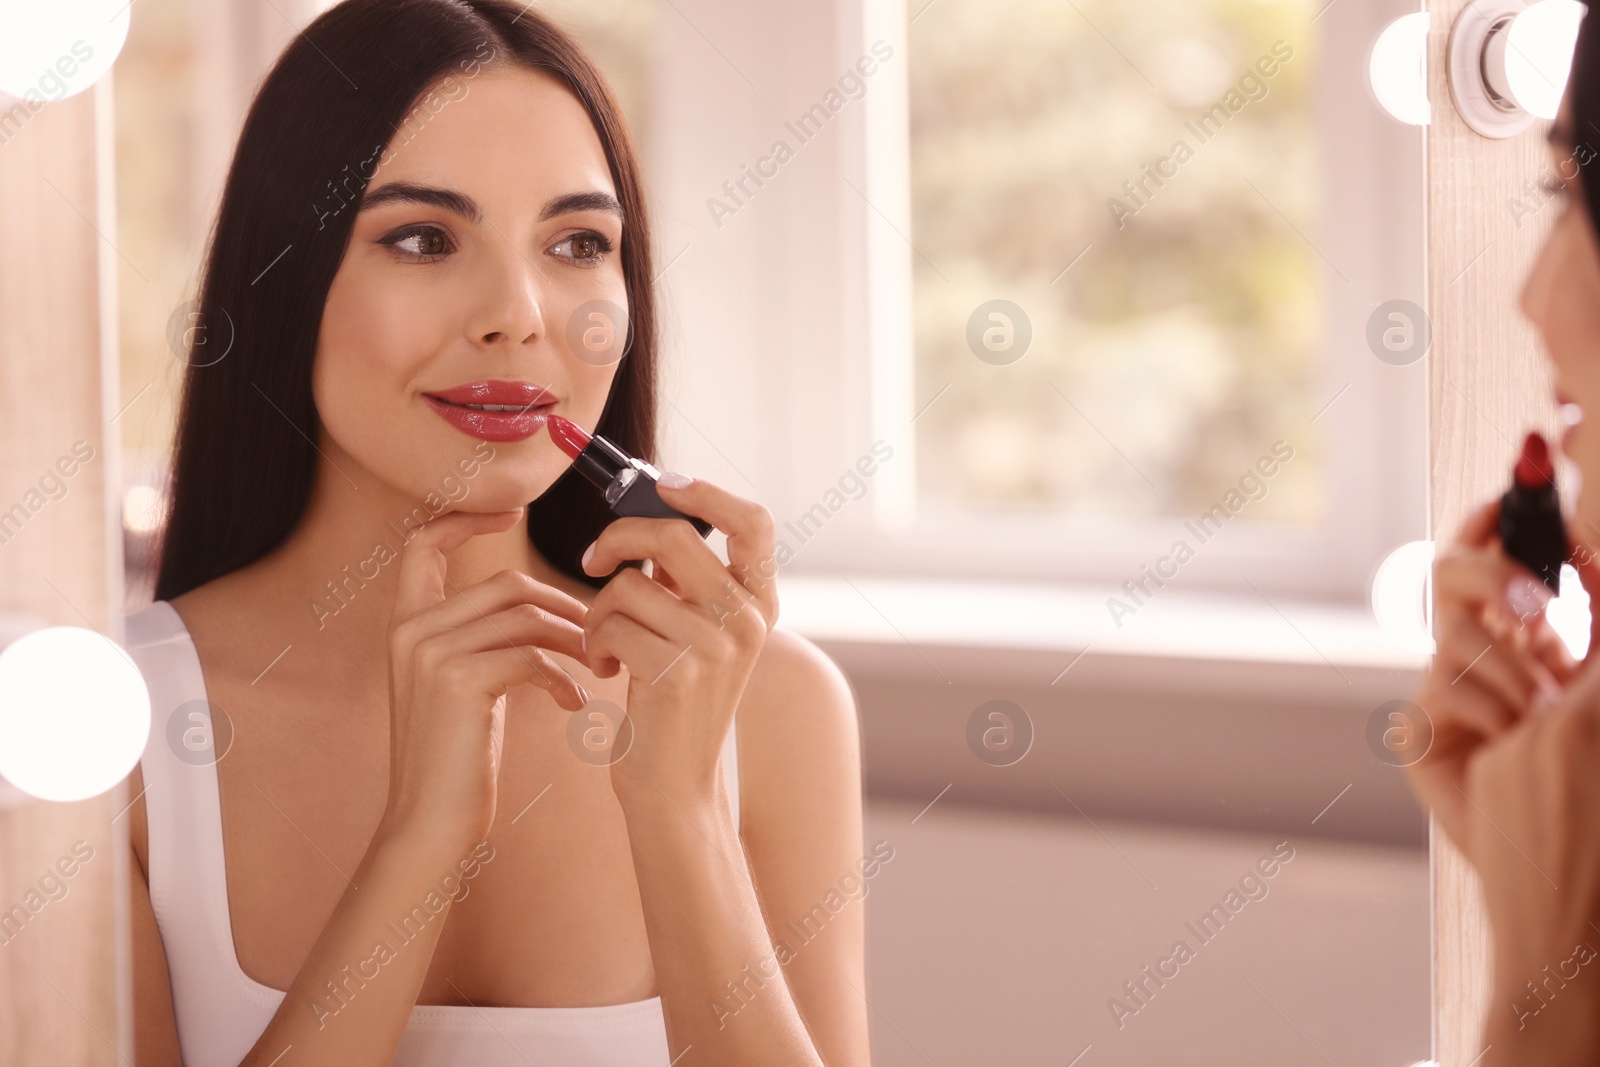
738, 626, 859, 764
735, 626, 861, 837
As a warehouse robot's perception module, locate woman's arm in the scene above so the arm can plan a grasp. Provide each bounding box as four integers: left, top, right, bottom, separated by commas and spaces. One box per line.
581, 477, 866, 1065
1408, 505, 1600, 1065
735, 627, 869, 1064
130, 762, 184, 1067
1465, 656, 1600, 1067
626, 628, 869, 1066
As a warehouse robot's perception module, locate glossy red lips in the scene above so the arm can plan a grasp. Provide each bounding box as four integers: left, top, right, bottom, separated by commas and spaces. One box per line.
422, 379, 554, 442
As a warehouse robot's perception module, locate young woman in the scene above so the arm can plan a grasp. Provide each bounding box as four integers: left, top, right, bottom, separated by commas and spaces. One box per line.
123, 3, 867, 1065
1407, 5, 1600, 1063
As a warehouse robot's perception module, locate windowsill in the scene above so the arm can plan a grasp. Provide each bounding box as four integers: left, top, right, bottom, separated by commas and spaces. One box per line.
777, 573, 1428, 701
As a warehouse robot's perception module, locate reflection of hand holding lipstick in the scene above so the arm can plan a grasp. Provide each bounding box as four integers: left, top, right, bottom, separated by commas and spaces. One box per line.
1499, 431, 1570, 594
546, 414, 712, 537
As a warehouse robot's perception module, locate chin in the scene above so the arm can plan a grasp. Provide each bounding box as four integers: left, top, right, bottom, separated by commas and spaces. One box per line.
456, 462, 564, 510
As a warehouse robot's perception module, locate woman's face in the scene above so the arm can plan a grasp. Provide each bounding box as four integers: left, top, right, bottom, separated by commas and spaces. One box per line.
314, 64, 628, 512
1522, 90, 1600, 543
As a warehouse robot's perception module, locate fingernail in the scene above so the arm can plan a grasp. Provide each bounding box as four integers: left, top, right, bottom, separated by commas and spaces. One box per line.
581, 542, 596, 571
658, 471, 693, 489
576, 684, 591, 705
1506, 575, 1554, 619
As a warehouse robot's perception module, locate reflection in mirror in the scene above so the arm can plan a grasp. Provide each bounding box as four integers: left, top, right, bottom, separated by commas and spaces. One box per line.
0, 0, 1476, 1063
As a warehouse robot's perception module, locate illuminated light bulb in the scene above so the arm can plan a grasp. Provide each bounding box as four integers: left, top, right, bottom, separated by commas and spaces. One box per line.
1546, 562, 1591, 659
1370, 12, 1432, 126
123, 484, 166, 536
0, 626, 150, 804
0, 1, 131, 105
1449, 0, 1586, 137
1371, 540, 1437, 655
1502, 0, 1586, 119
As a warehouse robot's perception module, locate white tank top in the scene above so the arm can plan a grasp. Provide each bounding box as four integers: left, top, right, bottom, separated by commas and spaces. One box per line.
125, 598, 740, 1067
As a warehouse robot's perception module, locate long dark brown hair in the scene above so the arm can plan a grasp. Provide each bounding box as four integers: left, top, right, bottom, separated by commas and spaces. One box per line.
154, 0, 655, 601
1576, 4, 1600, 231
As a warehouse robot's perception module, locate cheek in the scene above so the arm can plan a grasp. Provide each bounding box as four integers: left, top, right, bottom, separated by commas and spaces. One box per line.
1530, 217, 1600, 393
313, 265, 451, 455
549, 268, 629, 423
319, 268, 441, 390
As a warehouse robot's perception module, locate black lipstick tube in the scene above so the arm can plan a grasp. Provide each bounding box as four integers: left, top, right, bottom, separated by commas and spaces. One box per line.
1499, 465, 1570, 594
570, 434, 713, 537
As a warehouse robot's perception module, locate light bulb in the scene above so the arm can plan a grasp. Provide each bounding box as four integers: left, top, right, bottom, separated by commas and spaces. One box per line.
1371, 539, 1437, 654
1503, 0, 1585, 119
0, 626, 150, 803
1547, 562, 1592, 659
0, 1, 131, 104
1370, 12, 1432, 126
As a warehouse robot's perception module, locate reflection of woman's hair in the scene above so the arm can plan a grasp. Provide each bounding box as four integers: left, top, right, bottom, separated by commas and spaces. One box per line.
154, 0, 656, 600
1574, 3, 1600, 232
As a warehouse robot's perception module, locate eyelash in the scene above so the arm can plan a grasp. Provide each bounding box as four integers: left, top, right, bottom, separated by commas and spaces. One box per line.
552, 231, 614, 267
376, 225, 615, 266
379, 225, 454, 262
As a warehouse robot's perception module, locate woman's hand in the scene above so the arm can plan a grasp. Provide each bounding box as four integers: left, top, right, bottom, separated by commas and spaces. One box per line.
1445, 641, 1600, 1064
1407, 505, 1600, 1063
1471, 651, 1600, 965
1407, 498, 1574, 848
578, 476, 778, 809
381, 506, 594, 854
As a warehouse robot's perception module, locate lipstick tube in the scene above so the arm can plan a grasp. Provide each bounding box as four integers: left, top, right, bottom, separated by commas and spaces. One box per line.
547, 415, 712, 537
1498, 431, 1569, 593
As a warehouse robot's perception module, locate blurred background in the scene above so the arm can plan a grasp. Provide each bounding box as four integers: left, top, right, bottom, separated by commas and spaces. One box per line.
110, 0, 1431, 1063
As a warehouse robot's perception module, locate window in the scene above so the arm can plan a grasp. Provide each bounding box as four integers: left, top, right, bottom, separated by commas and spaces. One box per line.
824, 0, 1428, 603
909, 0, 1321, 527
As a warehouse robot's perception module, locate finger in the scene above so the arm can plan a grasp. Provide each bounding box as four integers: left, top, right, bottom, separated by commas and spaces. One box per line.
654, 477, 780, 622
1437, 613, 1546, 716
584, 517, 743, 610
585, 611, 680, 685
1557, 642, 1600, 706
391, 507, 526, 621
1434, 546, 1537, 622
468, 644, 589, 711
1416, 676, 1520, 742
1452, 498, 1503, 549
438, 601, 590, 665
585, 567, 713, 648
423, 568, 589, 632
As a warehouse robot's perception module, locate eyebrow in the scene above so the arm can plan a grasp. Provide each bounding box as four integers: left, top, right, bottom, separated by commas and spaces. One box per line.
357, 182, 624, 223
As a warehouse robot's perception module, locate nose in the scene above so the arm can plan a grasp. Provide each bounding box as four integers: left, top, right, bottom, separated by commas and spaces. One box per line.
1519, 223, 1559, 328
465, 240, 547, 348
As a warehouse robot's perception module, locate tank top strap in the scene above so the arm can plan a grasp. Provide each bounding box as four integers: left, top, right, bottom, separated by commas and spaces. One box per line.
125, 601, 283, 1017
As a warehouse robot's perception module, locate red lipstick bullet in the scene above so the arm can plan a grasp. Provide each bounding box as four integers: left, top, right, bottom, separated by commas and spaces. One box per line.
1499, 431, 1569, 593
545, 414, 711, 536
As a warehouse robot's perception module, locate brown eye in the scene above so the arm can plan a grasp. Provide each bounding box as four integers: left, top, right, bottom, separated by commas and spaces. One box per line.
412, 230, 448, 256
552, 230, 614, 266
381, 225, 454, 260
